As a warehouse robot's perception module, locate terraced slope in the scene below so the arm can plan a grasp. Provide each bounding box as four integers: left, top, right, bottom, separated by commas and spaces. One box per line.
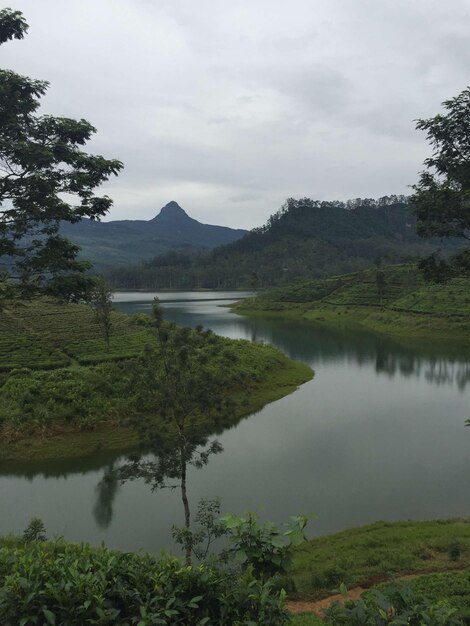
0, 299, 155, 370
234, 265, 470, 340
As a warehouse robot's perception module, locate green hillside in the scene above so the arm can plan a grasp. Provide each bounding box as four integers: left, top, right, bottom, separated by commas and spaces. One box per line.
107, 196, 455, 289
105, 196, 459, 290
0, 299, 312, 460
234, 265, 470, 341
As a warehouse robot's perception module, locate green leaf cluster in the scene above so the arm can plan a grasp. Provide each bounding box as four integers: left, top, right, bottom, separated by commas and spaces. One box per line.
0, 8, 122, 301
220, 512, 311, 582
324, 580, 463, 625
0, 541, 289, 625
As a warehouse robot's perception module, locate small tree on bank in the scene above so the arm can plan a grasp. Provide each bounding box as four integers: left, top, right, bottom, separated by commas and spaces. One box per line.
91, 277, 113, 350
112, 299, 246, 565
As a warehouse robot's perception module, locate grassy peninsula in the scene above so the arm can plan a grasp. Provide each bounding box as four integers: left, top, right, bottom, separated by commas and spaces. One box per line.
0, 298, 312, 461
233, 265, 470, 344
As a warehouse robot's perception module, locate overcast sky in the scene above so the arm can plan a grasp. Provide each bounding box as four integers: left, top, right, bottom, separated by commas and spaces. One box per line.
4, 1, 470, 229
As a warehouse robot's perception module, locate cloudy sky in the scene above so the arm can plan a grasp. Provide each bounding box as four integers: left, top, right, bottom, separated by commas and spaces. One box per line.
4, 0, 470, 228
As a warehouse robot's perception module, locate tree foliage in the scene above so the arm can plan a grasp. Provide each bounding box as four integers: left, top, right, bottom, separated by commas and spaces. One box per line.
91, 277, 113, 349
411, 87, 470, 280
0, 8, 122, 301
412, 88, 470, 241
112, 299, 247, 565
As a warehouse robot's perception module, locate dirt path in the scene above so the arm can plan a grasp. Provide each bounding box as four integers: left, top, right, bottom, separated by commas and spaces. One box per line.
287, 585, 366, 615
286, 572, 432, 616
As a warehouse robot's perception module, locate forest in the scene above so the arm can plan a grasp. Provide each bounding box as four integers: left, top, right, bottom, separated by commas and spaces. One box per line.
104, 195, 458, 290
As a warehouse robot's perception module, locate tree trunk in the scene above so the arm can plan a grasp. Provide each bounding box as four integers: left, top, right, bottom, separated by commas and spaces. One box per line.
180, 450, 192, 566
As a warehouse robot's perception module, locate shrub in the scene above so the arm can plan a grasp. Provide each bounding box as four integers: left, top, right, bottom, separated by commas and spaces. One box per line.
0, 541, 290, 625
324, 580, 462, 625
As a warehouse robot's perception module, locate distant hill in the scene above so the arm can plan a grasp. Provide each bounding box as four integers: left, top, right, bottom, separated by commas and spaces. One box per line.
60, 201, 247, 269
106, 196, 459, 289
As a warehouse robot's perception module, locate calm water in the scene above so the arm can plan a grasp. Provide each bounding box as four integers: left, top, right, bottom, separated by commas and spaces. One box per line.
1, 291, 469, 552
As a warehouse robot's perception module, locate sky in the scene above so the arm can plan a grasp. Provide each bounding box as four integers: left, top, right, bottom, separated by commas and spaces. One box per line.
3, 0, 470, 229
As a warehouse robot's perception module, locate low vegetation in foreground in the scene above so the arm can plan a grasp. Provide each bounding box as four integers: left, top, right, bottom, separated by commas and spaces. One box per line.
0, 518, 468, 625
0, 298, 312, 460
289, 518, 470, 625
233, 265, 470, 342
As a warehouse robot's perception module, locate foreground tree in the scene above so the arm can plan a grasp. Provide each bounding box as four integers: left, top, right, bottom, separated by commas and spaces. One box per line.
411, 87, 470, 279
0, 8, 122, 301
111, 299, 246, 565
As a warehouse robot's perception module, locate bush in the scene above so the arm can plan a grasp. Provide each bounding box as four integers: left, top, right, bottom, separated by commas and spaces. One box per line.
324, 580, 463, 625
0, 540, 290, 625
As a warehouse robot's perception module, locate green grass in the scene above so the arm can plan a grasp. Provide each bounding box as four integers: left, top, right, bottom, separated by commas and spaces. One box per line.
289, 519, 470, 599
288, 520, 470, 623
367, 571, 470, 622
291, 614, 325, 625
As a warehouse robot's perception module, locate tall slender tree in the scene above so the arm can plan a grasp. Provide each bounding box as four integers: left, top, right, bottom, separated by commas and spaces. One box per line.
112, 299, 245, 565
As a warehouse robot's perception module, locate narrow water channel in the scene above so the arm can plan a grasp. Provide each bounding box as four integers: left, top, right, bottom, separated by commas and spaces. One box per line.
1, 291, 469, 553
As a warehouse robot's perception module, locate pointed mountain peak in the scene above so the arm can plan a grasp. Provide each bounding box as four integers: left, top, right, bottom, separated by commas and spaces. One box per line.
153, 201, 189, 220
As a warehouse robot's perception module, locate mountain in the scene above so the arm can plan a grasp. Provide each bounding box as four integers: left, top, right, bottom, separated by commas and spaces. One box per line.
60, 201, 247, 269
105, 196, 460, 290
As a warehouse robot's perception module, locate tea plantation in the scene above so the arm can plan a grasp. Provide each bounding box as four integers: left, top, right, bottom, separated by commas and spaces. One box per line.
0, 299, 156, 370
235, 264, 470, 340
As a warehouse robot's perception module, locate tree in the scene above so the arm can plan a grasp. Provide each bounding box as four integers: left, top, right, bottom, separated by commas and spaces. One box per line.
91, 277, 113, 349
0, 8, 123, 301
411, 87, 470, 278
111, 299, 246, 565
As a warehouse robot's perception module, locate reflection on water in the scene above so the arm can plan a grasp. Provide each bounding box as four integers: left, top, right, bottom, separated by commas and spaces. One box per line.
0, 291, 469, 553
93, 465, 120, 529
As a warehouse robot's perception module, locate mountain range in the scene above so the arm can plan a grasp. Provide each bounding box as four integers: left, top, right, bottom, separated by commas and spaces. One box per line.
60, 201, 247, 269
105, 195, 458, 290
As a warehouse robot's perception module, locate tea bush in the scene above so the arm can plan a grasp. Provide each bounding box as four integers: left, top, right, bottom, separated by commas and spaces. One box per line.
0, 540, 289, 625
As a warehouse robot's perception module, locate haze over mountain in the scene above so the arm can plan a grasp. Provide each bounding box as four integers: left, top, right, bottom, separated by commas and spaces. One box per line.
60, 202, 247, 269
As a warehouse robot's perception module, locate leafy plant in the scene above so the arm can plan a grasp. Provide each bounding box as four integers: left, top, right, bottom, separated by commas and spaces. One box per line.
0, 540, 290, 625
220, 511, 312, 581
172, 497, 227, 563
324, 580, 463, 625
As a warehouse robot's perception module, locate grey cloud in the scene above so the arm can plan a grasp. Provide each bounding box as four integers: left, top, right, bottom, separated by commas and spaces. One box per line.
3, 0, 470, 228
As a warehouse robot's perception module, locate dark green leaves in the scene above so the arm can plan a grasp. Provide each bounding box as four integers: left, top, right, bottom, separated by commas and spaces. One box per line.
0, 9, 123, 301
0, 8, 28, 44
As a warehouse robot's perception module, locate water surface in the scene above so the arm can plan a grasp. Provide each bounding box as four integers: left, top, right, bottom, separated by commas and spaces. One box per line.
1, 291, 469, 552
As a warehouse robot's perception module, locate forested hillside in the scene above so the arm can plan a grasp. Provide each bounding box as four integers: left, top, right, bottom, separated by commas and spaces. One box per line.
106, 196, 457, 289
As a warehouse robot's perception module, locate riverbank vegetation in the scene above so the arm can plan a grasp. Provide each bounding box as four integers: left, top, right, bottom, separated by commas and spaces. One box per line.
0, 517, 468, 624
0, 298, 312, 461
233, 264, 470, 343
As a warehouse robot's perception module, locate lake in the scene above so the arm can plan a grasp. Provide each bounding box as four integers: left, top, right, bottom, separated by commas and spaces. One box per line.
1, 291, 469, 553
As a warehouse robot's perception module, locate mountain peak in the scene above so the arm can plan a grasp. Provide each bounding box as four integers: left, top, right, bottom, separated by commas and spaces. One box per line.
154, 201, 189, 220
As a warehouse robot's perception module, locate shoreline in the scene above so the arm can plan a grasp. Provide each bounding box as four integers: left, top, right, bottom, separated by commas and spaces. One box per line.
0, 357, 313, 463
232, 299, 470, 347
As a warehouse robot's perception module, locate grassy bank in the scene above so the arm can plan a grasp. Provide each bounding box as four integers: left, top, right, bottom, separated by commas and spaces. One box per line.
289, 518, 470, 598
233, 265, 470, 343
0, 298, 312, 461
288, 518, 470, 624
